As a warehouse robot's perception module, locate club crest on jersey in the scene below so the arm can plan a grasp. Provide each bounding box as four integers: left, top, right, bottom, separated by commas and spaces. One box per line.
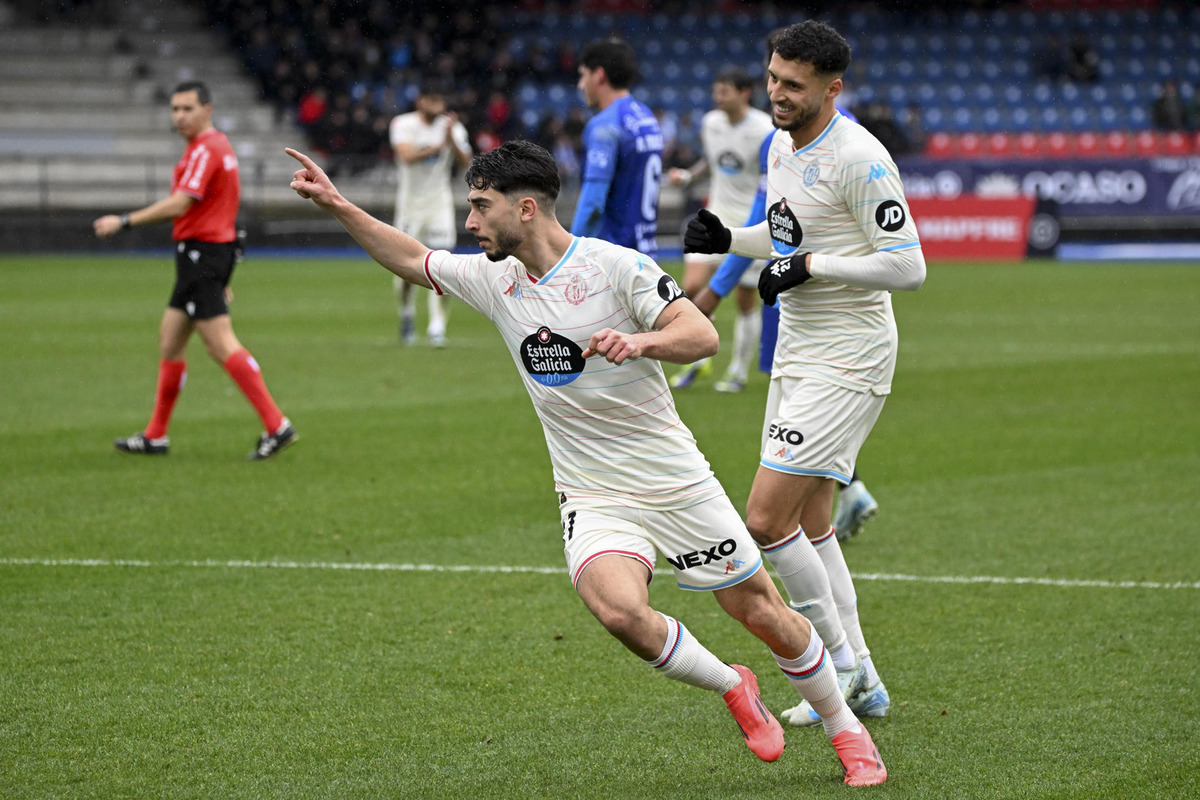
657, 274, 684, 303
521, 326, 586, 387
564, 274, 588, 306
803, 161, 820, 186
768, 199, 801, 255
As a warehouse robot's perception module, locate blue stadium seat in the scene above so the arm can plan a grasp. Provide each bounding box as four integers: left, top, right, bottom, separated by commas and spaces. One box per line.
1010, 106, 1033, 132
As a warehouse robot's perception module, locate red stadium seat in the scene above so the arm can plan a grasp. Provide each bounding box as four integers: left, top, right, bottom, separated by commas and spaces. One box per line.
958, 133, 982, 157
1101, 131, 1131, 156
1134, 131, 1161, 156
1076, 132, 1101, 156
1016, 132, 1043, 157
1045, 132, 1074, 157
1161, 132, 1192, 155
985, 132, 1014, 156
925, 132, 955, 158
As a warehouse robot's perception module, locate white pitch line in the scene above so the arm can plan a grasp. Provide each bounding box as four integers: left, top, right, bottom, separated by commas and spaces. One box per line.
1, 557, 1197, 591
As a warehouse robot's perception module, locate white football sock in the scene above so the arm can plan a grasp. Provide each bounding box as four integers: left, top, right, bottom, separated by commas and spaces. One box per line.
728, 309, 762, 381
812, 527, 873, 667
773, 628, 860, 738
645, 613, 739, 693
761, 526, 850, 661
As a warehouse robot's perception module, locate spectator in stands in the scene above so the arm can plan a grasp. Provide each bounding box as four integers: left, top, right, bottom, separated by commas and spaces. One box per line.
861, 103, 907, 155
1066, 31, 1099, 84
899, 103, 926, 155
1152, 79, 1191, 132
1034, 34, 1068, 82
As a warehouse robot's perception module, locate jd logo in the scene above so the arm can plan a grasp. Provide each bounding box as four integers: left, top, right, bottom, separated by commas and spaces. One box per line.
658, 274, 684, 303
665, 538, 738, 570
768, 423, 804, 445
521, 326, 586, 387
875, 200, 906, 232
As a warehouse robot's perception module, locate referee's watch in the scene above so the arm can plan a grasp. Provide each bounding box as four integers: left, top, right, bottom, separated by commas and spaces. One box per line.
119, 214, 131, 229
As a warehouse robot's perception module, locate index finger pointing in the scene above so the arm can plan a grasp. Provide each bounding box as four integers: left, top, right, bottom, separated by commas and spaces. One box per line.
284, 147, 316, 169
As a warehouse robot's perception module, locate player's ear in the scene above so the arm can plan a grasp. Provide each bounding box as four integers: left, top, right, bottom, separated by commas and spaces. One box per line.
519, 196, 538, 222
826, 76, 843, 102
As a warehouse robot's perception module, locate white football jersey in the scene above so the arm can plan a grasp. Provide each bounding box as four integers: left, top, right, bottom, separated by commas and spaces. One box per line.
764, 112, 921, 394
390, 111, 471, 227
700, 106, 775, 223
425, 237, 725, 509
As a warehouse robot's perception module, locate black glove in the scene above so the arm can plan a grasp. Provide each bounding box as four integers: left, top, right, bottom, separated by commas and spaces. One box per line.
758, 253, 812, 306
683, 208, 732, 254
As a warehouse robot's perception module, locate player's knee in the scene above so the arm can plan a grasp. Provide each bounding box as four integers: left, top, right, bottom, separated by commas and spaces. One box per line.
744, 509, 786, 547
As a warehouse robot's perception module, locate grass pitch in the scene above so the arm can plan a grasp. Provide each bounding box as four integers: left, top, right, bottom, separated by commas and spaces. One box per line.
1, 253, 1197, 799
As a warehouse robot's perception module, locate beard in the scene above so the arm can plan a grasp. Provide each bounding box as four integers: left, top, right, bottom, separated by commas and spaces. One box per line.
773, 100, 822, 132
481, 226, 524, 262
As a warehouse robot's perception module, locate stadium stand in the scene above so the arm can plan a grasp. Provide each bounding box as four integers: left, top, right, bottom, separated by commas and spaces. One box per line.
3, 0, 1197, 251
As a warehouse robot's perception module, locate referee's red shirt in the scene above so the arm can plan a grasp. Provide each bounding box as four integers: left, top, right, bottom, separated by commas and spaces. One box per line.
171, 128, 240, 243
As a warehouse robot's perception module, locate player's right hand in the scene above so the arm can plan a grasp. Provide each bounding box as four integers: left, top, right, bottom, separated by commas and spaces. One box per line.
285, 148, 337, 209
683, 209, 732, 254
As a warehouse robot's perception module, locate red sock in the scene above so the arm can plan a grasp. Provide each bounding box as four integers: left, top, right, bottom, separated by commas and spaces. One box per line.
144, 360, 187, 439
222, 349, 284, 433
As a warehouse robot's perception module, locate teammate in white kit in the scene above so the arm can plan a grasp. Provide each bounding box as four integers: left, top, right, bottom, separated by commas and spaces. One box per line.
667, 67, 775, 393
286, 140, 887, 785
686, 20, 926, 728
389, 82, 471, 346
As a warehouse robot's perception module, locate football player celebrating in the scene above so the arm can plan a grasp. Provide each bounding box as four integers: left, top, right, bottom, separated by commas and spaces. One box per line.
288, 140, 886, 785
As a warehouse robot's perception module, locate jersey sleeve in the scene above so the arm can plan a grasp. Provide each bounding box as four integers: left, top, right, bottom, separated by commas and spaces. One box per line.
451, 121, 471, 152
423, 250, 498, 319
606, 249, 683, 331
580, 118, 619, 184
389, 115, 412, 147
838, 140, 921, 255
176, 143, 218, 201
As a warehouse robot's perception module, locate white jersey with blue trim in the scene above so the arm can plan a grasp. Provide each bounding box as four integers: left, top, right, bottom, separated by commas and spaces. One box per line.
700, 106, 775, 224
424, 237, 724, 509
764, 112, 921, 394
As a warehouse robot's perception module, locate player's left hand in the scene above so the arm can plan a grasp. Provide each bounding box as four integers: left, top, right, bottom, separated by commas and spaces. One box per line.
583, 328, 642, 365
92, 215, 122, 239
683, 209, 732, 254
758, 253, 812, 306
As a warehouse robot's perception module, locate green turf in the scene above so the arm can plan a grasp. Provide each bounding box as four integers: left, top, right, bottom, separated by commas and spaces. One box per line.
1, 253, 1197, 799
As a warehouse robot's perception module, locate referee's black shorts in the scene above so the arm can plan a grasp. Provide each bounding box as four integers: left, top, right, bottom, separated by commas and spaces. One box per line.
168, 239, 237, 320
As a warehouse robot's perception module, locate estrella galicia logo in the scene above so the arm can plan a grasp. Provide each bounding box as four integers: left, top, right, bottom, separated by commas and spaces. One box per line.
658, 274, 684, 303
875, 200, 906, 232
717, 151, 744, 174
768, 198, 801, 254
521, 326, 586, 387
803, 161, 820, 186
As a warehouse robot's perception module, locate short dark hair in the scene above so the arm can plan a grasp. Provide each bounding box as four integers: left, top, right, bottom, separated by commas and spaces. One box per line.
771, 21, 852, 77
578, 37, 639, 89
464, 140, 560, 207
172, 80, 212, 105
714, 66, 753, 93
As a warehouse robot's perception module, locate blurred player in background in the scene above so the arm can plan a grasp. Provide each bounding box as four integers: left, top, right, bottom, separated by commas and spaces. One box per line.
287, 140, 886, 785
390, 81, 472, 346
94, 80, 296, 460
686, 20, 926, 726
666, 66, 774, 393
571, 37, 663, 258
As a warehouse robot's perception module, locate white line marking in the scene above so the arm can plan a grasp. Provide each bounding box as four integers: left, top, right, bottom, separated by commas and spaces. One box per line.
1, 558, 1197, 590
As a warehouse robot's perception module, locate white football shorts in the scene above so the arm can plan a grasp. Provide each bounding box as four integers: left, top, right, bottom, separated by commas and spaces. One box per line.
560, 494, 762, 592
760, 375, 886, 485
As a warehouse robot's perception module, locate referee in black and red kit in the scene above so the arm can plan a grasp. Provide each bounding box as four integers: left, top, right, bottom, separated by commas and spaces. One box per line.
94, 80, 297, 460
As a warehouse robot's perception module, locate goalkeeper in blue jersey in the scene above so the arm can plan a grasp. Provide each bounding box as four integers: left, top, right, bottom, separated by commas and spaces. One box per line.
571, 37, 663, 257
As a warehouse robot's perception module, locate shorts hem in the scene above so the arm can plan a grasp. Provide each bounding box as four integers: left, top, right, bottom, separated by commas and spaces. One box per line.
759, 460, 851, 484
675, 556, 763, 592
